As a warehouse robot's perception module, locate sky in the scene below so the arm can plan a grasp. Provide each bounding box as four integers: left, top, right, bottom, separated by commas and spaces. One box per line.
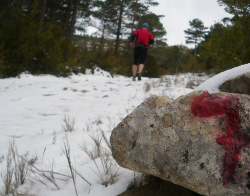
149, 0, 232, 47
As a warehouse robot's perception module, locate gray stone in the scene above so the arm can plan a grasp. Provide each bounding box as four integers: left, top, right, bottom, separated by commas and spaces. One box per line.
110, 91, 250, 196
219, 72, 250, 95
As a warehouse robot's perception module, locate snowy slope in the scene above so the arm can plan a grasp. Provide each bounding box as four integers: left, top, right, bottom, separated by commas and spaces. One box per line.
0, 68, 205, 196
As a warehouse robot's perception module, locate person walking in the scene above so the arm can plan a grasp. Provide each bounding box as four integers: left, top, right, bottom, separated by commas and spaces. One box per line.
130, 22, 154, 81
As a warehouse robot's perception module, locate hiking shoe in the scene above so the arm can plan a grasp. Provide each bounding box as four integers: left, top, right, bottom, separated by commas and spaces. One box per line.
137, 72, 141, 81
132, 76, 136, 81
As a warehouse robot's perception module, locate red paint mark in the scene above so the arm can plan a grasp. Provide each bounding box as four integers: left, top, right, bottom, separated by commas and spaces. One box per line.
191, 91, 250, 185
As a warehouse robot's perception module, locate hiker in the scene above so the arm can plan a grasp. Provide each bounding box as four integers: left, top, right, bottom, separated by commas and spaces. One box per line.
130, 22, 154, 81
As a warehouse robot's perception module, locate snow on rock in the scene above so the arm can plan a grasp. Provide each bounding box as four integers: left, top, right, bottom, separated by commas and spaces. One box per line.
195, 63, 250, 93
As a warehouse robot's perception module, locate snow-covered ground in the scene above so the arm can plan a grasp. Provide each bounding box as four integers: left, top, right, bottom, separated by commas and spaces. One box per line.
1, 63, 248, 196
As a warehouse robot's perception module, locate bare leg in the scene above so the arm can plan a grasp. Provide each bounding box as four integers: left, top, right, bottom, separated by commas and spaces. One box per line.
138, 64, 144, 74
132, 65, 137, 76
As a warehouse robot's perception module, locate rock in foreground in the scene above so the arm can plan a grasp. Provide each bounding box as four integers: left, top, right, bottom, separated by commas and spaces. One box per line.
110, 91, 250, 196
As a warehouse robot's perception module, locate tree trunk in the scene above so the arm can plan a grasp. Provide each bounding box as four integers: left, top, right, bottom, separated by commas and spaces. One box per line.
194, 38, 197, 57
68, 0, 79, 40
63, 0, 73, 38
115, 0, 124, 54
47, 4, 54, 22
128, 0, 138, 53
100, 23, 105, 45
38, 0, 46, 32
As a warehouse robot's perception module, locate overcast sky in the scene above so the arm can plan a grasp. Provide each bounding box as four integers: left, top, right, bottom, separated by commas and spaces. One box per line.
149, 0, 232, 47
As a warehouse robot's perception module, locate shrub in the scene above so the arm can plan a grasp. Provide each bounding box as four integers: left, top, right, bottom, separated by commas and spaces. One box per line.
0, 45, 6, 78
143, 54, 161, 78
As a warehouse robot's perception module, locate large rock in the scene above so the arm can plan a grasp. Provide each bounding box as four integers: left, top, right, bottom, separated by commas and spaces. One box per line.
219, 72, 250, 95
110, 91, 250, 196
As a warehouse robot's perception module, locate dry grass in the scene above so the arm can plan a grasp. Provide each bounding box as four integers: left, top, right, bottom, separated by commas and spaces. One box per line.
1, 138, 37, 196
79, 131, 119, 187
62, 137, 79, 196
143, 82, 151, 93
62, 135, 91, 196
186, 80, 195, 89
28, 159, 62, 190
62, 115, 76, 132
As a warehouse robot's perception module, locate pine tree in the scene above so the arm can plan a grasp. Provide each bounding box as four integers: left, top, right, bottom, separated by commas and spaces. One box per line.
92, 0, 161, 54
92, 0, 118, 40
127, 0, 158, 52
217, 0, 250, 17
137, 13, 166, 40
184, 18, 208, 56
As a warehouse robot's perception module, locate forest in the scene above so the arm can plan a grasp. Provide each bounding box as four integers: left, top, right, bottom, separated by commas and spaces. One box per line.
0, 0, 250, 78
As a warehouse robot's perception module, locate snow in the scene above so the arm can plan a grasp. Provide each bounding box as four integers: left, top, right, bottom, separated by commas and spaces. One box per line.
1, 65, 241, 196
195, 63, 250, 93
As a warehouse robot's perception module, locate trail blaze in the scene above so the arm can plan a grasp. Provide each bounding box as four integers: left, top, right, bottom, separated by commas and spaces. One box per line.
191, 91, 250, 185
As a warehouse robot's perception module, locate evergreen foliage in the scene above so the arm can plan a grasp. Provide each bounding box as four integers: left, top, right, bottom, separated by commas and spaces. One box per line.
184, 18, 208, 56
198, 15, 250, 73
0, 5, 79, 77
0, 0, 168, 78
137, 13, 166, 40
143, 54, 162, 77
217, 0, 250, 17
182, 1, 250, 73
178, 1, 250, 74
6, 0, 250, 78
77, 40, 132, 77
148, 44, 190, 74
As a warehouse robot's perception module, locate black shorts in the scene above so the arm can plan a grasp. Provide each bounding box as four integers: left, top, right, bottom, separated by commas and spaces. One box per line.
134, 47, 148, 65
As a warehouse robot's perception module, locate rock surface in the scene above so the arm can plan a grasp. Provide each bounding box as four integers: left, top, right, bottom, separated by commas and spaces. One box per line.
219, 72, 250, 95
110, 91, 250, 196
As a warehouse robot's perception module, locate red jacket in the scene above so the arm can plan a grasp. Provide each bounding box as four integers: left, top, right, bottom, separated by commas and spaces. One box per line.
131, 29, 154, 48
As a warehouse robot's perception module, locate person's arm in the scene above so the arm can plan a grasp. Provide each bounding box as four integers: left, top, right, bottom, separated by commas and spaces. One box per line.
149, 39, 154, 45
149, 33, 154, 45
130, 34, 137, 43
130, 30, 138, 46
